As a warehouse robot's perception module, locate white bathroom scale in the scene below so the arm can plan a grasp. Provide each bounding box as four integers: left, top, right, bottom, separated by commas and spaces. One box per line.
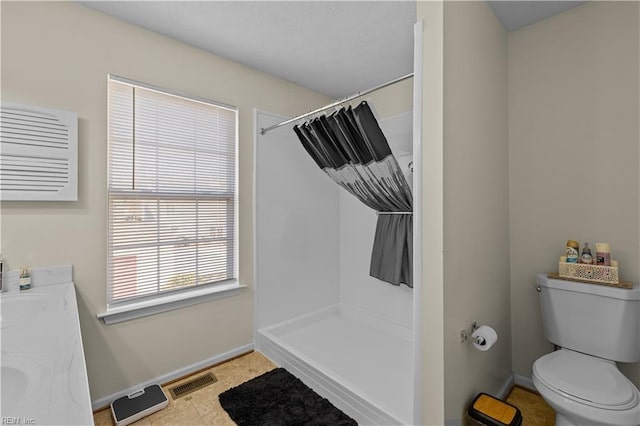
110, 384, 169, 426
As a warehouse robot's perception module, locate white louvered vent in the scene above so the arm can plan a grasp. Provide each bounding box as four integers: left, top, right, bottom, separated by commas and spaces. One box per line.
0, 103, 78, 201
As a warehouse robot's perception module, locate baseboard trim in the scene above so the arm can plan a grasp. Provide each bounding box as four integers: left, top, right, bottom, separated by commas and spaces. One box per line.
513, 373, 535, 391
91, 343, 254, 411
497, 372, 516, 399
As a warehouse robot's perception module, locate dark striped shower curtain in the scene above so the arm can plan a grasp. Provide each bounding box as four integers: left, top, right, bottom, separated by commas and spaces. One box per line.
293, 101, 413, 287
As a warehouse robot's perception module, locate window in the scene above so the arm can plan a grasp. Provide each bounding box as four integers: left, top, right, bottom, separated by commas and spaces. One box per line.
106, 76, 238, 310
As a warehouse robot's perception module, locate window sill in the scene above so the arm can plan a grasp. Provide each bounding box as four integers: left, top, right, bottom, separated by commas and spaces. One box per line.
97, 281, 246, 325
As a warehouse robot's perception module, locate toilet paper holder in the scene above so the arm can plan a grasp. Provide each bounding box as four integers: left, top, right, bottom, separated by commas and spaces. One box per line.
459, 322, 487, 345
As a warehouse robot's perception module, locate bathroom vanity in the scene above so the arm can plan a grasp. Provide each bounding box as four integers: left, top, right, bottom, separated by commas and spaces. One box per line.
0, 265, 92, 424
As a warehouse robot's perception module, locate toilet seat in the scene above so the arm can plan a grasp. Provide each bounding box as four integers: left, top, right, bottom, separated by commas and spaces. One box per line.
533, 349, 639, 411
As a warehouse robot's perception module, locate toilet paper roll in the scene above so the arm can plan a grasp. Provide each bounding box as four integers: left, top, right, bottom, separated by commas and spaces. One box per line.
471, 325, 498, 351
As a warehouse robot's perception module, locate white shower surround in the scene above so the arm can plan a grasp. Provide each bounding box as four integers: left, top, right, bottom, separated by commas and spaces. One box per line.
339, 110, 414, 330
254, 107, 418, 424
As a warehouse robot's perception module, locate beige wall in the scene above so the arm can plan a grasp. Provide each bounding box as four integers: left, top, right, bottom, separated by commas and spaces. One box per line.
0, 1, 330, 402
509, 1, 640, 386
417, 1, 446, 424
359, 77, 413, 118
442, 1, 511, 420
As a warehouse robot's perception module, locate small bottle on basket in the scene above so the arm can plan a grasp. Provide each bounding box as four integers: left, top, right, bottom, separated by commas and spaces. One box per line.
19, 267, 32, 290
595, 243, 611, 266
566, 240, 579, 263
580, 243, 593, 264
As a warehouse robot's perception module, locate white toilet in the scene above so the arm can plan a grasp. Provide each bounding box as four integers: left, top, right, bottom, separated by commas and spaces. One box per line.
532, 273, 640, 426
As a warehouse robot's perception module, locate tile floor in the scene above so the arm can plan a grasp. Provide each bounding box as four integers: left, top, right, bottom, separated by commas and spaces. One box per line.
94, 352, 555, 426
93, 351, 276, 426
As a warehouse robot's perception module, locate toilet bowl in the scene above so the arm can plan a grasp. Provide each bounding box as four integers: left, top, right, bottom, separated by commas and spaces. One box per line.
532, 349, 640, 426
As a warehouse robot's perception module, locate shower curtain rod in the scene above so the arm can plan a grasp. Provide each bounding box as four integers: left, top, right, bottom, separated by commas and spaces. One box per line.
259, 72, 414, 135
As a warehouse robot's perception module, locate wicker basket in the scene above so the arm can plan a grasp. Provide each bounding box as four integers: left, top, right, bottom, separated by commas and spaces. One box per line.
558, 261, 619, 284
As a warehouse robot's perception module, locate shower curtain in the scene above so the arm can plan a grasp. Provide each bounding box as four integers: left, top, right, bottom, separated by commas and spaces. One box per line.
293, 101, 413, 287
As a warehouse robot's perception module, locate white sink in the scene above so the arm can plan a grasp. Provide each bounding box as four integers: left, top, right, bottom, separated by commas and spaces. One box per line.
0, 294, 49, 329
0, 356, 45, 416
0, 267, 92, 424
1, 365, 29, 409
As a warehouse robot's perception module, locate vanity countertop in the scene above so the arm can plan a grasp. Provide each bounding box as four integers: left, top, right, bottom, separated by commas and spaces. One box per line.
1, 265, 93, 425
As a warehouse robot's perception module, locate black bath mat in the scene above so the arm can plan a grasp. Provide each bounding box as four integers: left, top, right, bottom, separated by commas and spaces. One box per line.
219, 367, 357, 425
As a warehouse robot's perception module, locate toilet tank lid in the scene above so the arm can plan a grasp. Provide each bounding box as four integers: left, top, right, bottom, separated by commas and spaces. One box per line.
537, 273, 640, 300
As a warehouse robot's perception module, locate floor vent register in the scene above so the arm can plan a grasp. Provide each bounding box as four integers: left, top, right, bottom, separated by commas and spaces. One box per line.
168, 372, 218, 399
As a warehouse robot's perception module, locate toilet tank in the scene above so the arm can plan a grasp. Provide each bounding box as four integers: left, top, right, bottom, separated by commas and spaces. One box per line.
536, 273, 640, 363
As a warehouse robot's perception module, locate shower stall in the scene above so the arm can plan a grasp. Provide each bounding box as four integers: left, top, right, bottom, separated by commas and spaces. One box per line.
254, 88, 421, 424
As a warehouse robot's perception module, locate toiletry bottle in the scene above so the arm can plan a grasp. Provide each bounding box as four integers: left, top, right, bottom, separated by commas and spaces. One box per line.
566, 240, 579, 263
580, 243, 593, 264
19, 267, 32, 290
595, 243, 611, 266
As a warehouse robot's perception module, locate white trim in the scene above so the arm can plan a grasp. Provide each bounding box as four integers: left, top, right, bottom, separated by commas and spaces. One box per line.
97, 281, 246, 325
108, 74, 237, 112
253, 108, 260, 349
91, 343, 254, 410
498, 372, 516, 398
514, 373, 536, 391
233, 105, 240, 287
411, 18, 425, 426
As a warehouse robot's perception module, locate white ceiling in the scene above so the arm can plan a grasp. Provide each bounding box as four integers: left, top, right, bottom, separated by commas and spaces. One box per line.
80, 1, 587, 99
489, 1, 587, 32
80, 1, 416, 99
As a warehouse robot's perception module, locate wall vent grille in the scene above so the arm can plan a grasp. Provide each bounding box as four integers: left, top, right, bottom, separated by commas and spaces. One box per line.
168, 373, 218, 399
0, 103, 78, 201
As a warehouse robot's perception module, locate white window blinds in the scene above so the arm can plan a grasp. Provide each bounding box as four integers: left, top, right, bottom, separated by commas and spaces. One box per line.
107, 76, 238, 307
